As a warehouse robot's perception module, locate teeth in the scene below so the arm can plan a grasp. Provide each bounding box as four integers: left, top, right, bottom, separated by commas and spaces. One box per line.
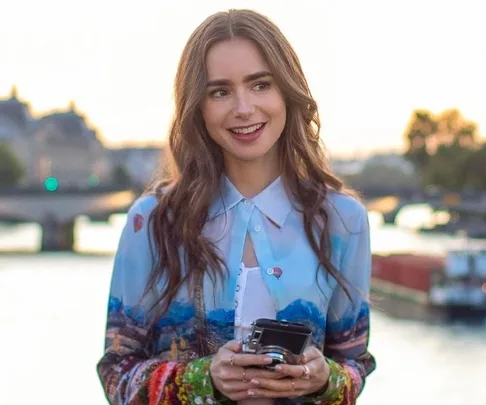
231, 123, 264, 135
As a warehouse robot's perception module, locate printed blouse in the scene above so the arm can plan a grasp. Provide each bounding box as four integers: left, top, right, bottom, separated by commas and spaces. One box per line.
97, 176, 376, 404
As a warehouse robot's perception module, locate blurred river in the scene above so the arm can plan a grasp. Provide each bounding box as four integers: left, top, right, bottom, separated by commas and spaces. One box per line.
0, 206, 485, 405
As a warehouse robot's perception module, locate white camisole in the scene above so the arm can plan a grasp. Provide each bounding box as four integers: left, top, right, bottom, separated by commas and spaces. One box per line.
235, 262, 276, 405
234, 262, 277, 341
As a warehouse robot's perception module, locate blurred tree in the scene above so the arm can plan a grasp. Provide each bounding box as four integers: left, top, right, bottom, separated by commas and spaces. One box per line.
404, 109, 437, 173
344, 161, 419, 196
404, 108, 482, 190
422, 143, 473, 191
464, 143, 486, 190
435, 109, 478, 147
112, 165, 132, 188
0, 143, 25, 187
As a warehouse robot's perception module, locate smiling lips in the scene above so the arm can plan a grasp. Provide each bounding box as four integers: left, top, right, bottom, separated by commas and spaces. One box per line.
227, 122, 266, 144
228, 123, 265, 135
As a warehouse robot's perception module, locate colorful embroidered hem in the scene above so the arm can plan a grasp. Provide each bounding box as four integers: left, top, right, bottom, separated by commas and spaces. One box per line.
303, 358, 359, 405
182, 357, 219, 405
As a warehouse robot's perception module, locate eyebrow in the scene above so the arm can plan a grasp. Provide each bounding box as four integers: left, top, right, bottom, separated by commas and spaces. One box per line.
206, 71, 272, 87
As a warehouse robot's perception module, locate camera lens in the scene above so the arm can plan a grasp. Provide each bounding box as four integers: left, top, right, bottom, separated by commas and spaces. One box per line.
256, 345, 295, 369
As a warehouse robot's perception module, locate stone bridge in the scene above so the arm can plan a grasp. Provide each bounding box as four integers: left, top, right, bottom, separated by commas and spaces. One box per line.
366, 192, 486, 228
0, 188, 140, 251
1, 186, 484, 251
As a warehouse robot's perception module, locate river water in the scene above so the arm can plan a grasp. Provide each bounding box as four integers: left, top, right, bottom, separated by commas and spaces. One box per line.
0, 207, 485, 405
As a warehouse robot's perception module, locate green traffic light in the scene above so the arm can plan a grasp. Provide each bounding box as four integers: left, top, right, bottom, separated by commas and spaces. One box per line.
44, 177, 59, 192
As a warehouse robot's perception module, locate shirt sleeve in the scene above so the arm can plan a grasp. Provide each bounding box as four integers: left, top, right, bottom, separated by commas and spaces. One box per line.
96, 198, 218, 405
305, 202, 376, 405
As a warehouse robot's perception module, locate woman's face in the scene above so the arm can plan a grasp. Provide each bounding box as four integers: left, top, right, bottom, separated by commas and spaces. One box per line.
201, 38, 286, 167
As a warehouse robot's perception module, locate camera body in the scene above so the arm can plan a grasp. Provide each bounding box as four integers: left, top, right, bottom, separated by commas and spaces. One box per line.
242, 318, 312, 370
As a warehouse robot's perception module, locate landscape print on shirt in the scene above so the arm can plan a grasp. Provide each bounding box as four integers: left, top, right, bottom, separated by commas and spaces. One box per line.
206, 307, 237, 344
276, 299, 327, 346
108, 296, 200, 359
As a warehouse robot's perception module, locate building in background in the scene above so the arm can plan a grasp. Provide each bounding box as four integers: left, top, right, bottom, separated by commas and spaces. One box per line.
108, 146, 164, 188
331, 152, 414, 178
331, 157, 366, 178
0, 86, 35, 183
31, 102, 112, 188
0, 87, 113, 188
332, 152, 419, 196
364, 152, 415, 175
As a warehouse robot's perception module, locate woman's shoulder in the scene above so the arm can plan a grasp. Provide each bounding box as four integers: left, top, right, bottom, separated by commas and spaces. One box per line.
127, 193, 159, 218
325, 190, 368, 234
127, 183, 174, 216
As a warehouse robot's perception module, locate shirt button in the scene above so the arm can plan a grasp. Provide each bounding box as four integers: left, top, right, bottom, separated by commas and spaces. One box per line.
267, 268, 274, 275
254, 224, 261, 232
243, 199, 251, 207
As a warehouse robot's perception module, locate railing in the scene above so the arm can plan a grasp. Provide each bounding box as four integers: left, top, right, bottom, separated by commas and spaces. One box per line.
0, 184, 143, 196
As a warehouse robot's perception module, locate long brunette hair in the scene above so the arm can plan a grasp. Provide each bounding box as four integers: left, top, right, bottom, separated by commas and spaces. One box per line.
143, 9, 356, 323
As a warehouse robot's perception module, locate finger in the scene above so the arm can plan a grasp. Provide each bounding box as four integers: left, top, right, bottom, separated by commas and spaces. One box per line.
218, 366, 284, 382
248, 388, 301, 399
219, 380, 253, 392
223, 339, 243, 353
249, 377, 308, 393
226, 391, 253, 402
219, 366, 257, 382
273, 363, 310, 378
244, 368, 286, 380
301, 346, 321, 363
230, 353, 273, 368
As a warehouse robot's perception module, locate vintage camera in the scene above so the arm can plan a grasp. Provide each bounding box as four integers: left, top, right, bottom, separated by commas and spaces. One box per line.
242, 318, 312, 370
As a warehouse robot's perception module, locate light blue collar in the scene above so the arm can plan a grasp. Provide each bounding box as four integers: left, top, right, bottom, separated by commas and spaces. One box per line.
208, 176, 293, 227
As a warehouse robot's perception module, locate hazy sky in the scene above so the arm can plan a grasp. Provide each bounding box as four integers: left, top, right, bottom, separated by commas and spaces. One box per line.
1, 0, 485, 157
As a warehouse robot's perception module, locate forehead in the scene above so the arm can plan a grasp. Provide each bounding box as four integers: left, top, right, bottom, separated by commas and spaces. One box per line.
205, 38, 270, 80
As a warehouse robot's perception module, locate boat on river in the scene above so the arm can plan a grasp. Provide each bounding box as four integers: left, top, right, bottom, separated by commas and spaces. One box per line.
371, 249, 486, 316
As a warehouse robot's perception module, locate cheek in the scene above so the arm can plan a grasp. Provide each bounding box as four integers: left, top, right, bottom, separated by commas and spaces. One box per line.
267, 94, 286, 122
202, 104, 227, 133
271, 104, 286, 131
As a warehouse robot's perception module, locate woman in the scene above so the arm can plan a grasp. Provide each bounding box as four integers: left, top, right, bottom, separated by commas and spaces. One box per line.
97, 9, 376, 405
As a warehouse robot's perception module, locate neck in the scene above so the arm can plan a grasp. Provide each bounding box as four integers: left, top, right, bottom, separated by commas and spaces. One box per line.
224, 154, 280, 198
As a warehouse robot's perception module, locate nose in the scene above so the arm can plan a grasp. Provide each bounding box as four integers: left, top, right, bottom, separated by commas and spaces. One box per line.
234, 92, 255, 118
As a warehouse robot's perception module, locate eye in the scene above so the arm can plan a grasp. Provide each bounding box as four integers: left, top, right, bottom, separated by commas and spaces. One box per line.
209, 88, 229, 98
254, 81, 271, 91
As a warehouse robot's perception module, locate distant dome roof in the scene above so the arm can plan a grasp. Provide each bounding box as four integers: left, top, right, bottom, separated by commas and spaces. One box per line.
0, 88, 33, 129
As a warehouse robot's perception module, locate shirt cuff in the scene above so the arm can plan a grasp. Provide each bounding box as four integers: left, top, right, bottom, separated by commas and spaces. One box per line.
302, 358, 344, 403
183, 356, 232, 404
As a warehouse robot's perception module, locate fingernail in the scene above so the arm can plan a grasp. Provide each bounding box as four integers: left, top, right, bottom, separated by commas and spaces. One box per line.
248, 390, 255, 396
264, 356, 273, 363
251, 379, 260, 385
275, 365, 282, 372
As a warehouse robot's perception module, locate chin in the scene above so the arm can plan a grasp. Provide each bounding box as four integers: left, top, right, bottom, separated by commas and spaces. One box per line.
230, 145, 276, 162
229, 151, 266, 162
220, 136, 281, 164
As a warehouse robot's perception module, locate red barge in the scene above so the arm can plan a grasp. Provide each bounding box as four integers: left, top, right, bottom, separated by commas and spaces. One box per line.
371, 250, 486, 315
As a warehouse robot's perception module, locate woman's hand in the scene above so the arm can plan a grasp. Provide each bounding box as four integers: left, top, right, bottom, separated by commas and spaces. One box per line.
210, 340, 287, 401
245, 346, 330, 399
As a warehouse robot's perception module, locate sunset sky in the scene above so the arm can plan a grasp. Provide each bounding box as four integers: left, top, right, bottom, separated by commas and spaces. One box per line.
1, 0, 485, 157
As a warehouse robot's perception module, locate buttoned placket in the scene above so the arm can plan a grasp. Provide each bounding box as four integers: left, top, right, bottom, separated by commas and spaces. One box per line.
221, 199, 256, 308
247, 205, 285, 311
